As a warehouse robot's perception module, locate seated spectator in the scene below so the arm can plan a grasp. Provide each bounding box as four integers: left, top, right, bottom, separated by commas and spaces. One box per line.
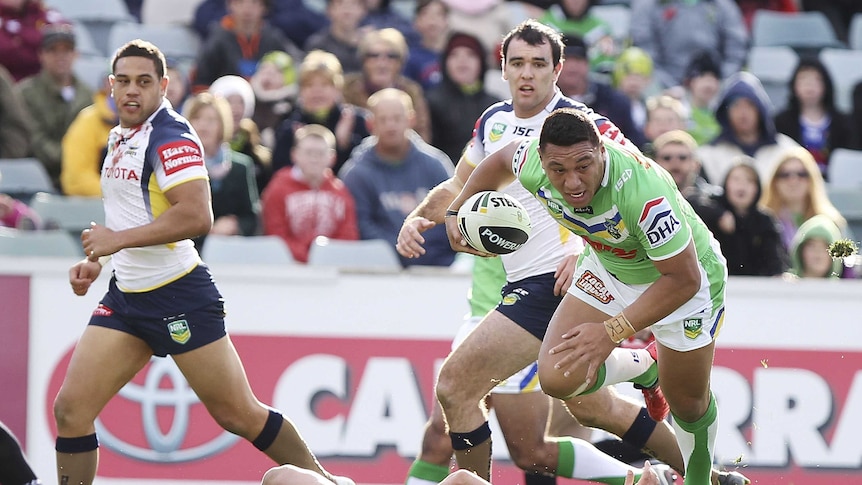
272, 50, 369, 175
612, 46, 656, 138
773, 57, 856, 181
441, 0, 525, 68
0, 0, 66, 82
734, 0, 797, 33
339, 88, 455, 267
165, 60, 190, 112
785, 214, 847, 279
0, 63, 31, 159
0, 190, 40, 229
261, 124, 358, 262
193, 0, 303, 89
559, 35, 645, 148
698, 71, 801, 184
642, 94, 688, 154
60, 76, 116, 197
17, 24, 93, 192
361, 0, 420, 46
250, 50, 298, 148
343, 28, 432, 141
680, 50, 722, 146
304, 0, 367, 74
539, 0, 617, 74
209, 74, 273, 192
403, 0, 449, 91
426, 32, 499, 163
629, 0, 747, 90
651, 130, 723, 222
706, 159, 789, 276
193, 0, 327, 53
184, 92, 260, 250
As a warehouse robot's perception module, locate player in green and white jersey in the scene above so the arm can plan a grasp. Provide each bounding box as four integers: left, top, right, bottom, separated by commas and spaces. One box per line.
444, 107, 728, 485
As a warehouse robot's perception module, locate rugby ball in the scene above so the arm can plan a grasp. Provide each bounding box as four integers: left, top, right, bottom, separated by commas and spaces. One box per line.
456, 191, 531, 254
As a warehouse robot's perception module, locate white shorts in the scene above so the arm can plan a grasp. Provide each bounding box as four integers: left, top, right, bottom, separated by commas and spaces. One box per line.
453, 315, 542, 394
567, 251, 724, 352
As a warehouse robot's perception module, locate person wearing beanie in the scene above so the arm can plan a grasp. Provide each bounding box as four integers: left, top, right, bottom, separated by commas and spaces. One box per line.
539, 0, 616, 74
250, 50, 298, 146
612, 46, 655, 138
786, 214, 846, 279
681, 50, 722, 146
425, 31, 500, 162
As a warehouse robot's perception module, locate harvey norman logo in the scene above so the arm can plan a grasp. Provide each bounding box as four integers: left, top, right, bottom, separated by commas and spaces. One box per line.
159, 140, 203, 175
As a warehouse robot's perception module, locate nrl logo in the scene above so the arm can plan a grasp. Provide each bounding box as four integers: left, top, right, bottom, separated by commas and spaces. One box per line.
683, 318, 703, 339
167, 320, 191, 344
489, 122, 507, 142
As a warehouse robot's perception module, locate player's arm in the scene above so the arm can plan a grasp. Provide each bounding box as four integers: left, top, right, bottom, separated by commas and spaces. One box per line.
82, 179, 213, 260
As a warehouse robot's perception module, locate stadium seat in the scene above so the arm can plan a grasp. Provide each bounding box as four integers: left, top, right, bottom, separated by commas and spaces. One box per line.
751, 10, 843, 50
746, 46, 798, 112
73, 55, 110, 91
28, 192, 105, 237
201, 235, 296, 265
826, 185, 862, 243
70, 20, 101, 57
0, 227, 82, 258
827, 148, 862, 188
106, 22, 201, 68
850, 14, 862, 50
307, 237, 401, 271
140, 0, 198, 26
45, 0, 137, 55
0, 158, 56, 202
590, 4, 631, 41
819, 48, 862, 113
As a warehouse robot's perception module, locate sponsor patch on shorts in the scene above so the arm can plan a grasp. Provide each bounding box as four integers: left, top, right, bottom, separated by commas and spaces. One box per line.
575, 270, 614, 304
92, 304, 114, 317
159, 139, 203, 175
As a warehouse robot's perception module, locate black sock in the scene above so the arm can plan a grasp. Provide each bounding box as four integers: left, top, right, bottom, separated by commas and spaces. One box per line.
525, 472, 556, 485
0, 421, 39, 485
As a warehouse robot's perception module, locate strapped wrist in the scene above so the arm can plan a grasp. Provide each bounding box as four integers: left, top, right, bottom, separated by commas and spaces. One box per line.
444, 209, 459, 217
604, 312, 636, 344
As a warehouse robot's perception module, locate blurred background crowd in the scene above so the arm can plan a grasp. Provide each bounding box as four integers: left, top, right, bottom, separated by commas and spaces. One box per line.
1, 0, 861, 280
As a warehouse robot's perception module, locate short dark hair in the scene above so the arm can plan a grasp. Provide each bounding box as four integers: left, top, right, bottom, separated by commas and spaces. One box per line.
111, 39, 166, 79
539, 108, 600, 151
501, 19, 564, 67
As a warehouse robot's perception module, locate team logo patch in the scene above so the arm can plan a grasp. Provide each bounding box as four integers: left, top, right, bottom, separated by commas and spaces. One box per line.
683, 318, 703, 339
92, 304, 114, 317
489, 122, 507, 142
501, 293, 520, 305
167, 320, 191, 344
546, 198, 564, 217
638, 197, 681, 249
575, 270, 614, 304
159, 139, 204, 175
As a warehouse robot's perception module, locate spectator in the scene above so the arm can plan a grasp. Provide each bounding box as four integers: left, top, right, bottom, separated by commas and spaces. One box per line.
612, 46, 656, 138
340, 88, 455, 267
304, 0, 367, 74
403, 0, 449, 91
642, 94, 688, 153
165, 60, 190, 112
272, 50, 369, 175
698, 71, 801, 185
539, 0, 617, 74
705, 159, 789, 276
773, 57, 856, 181
0, 63, 31, 159
0, 190, 40, 229
559, 35, 646, 148
426, 32, 499, 163
651, 130, 723, 224
193, 0, 327, 50
680, 50, 722, 146
785, 214, 847, 279
343, 28, 432, 141
629, 0, 748, 90
249, 50, 298, 148
760, 145, 847, 252
0, 0, 66, 82
441, 0, 525, 68
734, 0, 797, 33
209, 74, 273, 192
17, 24, 93, 191
184, 92, 260, 250
193, 0, 303, 89
60, 76, 116, 197
361, 0, 420, 46
261, 124, 358, 262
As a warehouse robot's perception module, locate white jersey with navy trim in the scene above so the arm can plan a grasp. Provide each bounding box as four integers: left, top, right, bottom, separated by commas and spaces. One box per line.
462, 89, 634, 282
101, 99, 209, 292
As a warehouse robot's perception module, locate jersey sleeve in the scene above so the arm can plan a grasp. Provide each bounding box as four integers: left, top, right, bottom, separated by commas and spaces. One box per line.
512, 139, 541, 193
150, 130, 208, 191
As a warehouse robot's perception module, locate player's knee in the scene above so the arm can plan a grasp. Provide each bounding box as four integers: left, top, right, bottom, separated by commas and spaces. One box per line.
507, 441, 553, 472
434, 366, 463, 411
53, 393, 87, 433
537, 365, 577, 401
208, 403, 259, 437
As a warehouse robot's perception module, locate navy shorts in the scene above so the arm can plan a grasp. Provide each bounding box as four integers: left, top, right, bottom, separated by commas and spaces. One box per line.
89, 264, 227, 357
495, 272, 562, 341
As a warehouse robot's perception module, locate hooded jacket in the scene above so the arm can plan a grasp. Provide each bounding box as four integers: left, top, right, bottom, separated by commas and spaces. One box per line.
788, 214, 844, 278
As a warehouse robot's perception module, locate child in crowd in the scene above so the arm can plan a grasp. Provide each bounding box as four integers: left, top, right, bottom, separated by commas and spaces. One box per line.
250, 50, 298, 148
786, 214, 847, 279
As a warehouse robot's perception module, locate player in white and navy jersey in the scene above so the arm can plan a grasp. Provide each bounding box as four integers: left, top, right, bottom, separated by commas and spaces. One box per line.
55, 39, 352, 485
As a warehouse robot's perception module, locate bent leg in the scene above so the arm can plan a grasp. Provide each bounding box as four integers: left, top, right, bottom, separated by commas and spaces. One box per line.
54, 326, 153, 485
405, 398, 452, 485
174, 335, 326, 476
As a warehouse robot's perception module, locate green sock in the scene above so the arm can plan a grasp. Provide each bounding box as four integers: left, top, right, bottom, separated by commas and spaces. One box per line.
554, 436, 640, 484
405, 459, 449, 485
672, 391, 718, 485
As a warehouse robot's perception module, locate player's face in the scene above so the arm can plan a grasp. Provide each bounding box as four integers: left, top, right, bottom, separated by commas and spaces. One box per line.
111, 56, 167, 128
503, 38, 561, 118
539, 140, 605, 208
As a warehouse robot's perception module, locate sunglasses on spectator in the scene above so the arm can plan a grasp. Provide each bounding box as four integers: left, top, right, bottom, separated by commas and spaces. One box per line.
365, 51, 400, 60
657, 153, 691, 162
775, 170, 810, 180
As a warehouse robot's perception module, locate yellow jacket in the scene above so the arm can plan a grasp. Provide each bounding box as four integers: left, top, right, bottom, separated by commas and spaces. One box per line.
60, 91, 117, 197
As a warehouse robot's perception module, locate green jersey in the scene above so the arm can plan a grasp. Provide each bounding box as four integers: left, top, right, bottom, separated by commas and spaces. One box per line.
513, 138, 726, 286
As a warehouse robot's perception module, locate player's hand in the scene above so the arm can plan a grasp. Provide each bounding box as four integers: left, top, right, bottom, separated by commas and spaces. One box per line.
553, 254, 578, 295
549, 321, 616, 385
396, 216, 435, 258
630, 461, 660, 485
443, 213, 495, 257
82, 222, 119, 262
69, 258, 102, 296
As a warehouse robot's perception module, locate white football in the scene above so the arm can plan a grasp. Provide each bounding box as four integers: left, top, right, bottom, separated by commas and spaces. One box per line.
456, 191, 531, 254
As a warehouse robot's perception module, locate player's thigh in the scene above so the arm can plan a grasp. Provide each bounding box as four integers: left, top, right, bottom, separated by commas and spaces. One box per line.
537, 294, 610, 376
55, 326, 153, 424
438, 310, 541, 400
492, 391, 550, 450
